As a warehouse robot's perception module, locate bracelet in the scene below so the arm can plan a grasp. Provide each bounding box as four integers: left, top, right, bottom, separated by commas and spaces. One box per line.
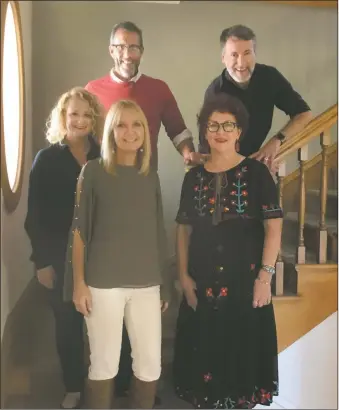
255, 277, 270, 285
275, 132, 286, 145
261, 264, 276, 275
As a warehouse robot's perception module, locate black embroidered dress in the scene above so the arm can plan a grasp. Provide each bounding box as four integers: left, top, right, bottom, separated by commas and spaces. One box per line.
173, 158, 283, 409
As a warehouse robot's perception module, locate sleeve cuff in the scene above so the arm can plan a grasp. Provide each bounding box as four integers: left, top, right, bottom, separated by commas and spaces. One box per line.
172, 128, 193, 148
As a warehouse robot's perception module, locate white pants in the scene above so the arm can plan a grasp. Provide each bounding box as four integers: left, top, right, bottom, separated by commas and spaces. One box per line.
85, 285, 162, 382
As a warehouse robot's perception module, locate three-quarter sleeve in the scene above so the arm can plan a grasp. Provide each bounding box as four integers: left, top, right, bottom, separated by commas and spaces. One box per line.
63, 161, 95, 301
258, 164, 283, 220
72, 161, 95, 243
155, 173, 171, 302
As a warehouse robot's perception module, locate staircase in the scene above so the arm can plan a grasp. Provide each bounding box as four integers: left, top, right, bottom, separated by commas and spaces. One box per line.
281, 144, 338, 267
269, 104, 338, 352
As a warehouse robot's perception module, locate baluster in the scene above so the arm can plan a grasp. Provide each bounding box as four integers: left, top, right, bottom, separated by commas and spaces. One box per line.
275, 161, 286, 296
297, 146, 308, 264
319, 131, 331, 263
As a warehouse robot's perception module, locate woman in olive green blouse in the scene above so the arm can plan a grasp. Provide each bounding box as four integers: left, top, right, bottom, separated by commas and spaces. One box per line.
65, 100, 170, 409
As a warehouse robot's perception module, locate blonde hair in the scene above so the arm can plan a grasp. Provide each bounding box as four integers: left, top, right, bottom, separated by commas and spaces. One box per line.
101, 100, 151, 176
45, 87, 104, 144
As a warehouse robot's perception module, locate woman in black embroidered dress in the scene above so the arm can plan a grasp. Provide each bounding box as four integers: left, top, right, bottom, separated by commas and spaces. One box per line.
173, 94, 283, 409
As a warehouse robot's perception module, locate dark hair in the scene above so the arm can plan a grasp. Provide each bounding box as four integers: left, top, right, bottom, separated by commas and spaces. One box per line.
198, 94, 249, 153
110, 21, 143, 48
219, 24, 256, 49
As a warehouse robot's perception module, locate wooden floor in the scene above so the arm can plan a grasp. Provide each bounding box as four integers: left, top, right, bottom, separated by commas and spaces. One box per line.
2, 279, 283, 409
2, 280, 191, 409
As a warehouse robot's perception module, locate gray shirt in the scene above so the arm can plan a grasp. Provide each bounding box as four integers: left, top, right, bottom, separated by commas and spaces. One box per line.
63, 158, 170, 302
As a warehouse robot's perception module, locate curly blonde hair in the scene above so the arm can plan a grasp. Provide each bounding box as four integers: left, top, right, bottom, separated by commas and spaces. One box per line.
101, 100, 151, 176
45, 87, 104, 144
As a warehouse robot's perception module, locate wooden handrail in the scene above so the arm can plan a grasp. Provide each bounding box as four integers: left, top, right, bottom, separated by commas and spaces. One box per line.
276, 103, 338, 162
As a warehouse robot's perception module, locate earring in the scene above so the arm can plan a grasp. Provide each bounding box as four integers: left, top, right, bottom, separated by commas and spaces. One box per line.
235, 140, 240, 153
139, 148, 144, 153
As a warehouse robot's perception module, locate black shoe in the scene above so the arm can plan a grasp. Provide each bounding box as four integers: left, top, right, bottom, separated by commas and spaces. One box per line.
60, 392, 81, 409
153, 395, 162, 407
115, 388, 129, 398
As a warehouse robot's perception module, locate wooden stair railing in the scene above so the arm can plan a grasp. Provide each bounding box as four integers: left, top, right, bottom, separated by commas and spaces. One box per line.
274, 103, 338, 295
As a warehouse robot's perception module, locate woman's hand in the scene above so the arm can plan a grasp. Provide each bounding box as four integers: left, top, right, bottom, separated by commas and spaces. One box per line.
180, 274, 198, 311
36, 266, 56, 289
73, 282, 92, 317
253, 270, 272, 308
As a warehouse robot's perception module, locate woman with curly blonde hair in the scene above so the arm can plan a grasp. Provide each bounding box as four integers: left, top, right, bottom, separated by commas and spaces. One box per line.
24, 87, 104, 409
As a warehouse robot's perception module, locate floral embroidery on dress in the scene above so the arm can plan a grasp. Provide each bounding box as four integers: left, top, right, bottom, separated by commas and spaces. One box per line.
218, 287, 228, 297
176, 382, 279, 409
230, 167, 248, 215
261, 204, 283, 219
193, 166, 252, 219
194, 172, 208, 217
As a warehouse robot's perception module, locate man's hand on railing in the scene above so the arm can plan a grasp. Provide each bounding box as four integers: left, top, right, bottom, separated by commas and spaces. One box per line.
250, 137, 281, 173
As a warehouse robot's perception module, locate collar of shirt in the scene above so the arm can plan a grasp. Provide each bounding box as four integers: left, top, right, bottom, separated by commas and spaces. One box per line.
110, 69, 142, 84
59, 134, 100, 159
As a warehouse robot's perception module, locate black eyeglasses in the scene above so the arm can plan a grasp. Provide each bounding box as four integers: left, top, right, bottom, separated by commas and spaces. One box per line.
207, 121, 238, 133
111, 44, 143, 55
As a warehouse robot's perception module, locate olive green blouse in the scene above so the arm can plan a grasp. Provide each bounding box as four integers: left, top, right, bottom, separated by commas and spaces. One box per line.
63, 158, 170, 302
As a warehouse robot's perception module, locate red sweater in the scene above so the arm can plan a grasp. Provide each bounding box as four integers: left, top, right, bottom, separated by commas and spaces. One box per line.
85, 73, 190, 168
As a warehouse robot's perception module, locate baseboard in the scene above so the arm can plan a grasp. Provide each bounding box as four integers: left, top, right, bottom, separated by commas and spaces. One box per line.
274, 395, 297, 409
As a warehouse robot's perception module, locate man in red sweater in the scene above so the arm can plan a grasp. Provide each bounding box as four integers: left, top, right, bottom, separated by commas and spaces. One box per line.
85, 21, 203, 169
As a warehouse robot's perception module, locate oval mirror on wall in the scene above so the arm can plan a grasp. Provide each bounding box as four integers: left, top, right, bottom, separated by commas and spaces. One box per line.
1, 0, 25, 213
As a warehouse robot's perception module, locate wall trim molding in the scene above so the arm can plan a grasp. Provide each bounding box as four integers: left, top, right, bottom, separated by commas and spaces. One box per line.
263, 1, 337, 7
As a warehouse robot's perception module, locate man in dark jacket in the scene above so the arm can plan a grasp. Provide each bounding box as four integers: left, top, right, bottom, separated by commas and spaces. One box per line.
201, 24, 313, 171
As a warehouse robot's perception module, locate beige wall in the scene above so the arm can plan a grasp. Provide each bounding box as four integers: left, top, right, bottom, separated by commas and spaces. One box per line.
1, 1, 33, 340
31, 0, 337, 253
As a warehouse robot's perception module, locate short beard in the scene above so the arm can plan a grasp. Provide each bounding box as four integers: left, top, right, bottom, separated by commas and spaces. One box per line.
230, 67, 253, 84
113, 59, 138, 80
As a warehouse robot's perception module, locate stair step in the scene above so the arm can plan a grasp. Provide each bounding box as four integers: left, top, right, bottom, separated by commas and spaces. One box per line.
283, 212, 338, 262
285, 212, 337, 234
281, 242, 317, 264
307, 188, 338, 198
305, 189, 338, 219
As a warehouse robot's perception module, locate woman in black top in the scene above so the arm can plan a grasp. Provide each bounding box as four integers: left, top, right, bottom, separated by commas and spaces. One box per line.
24, 87, 103, 409
173, 94, 282, 409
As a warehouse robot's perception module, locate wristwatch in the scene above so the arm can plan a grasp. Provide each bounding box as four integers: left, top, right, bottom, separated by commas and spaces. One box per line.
275, 132, 286, 145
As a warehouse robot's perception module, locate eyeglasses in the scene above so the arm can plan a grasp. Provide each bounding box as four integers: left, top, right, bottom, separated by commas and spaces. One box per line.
207, 121, 238, 133
111, 44, 143, 55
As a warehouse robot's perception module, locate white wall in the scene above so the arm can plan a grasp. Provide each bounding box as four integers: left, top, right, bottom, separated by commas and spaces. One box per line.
1, 1, 33, 340
275, 312, 338, 409
31, 1, 337, 254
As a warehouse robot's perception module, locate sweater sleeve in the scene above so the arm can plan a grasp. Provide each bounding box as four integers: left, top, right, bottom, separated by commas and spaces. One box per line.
63, 161, 95, 301
155, 173, 171, 302
160, 81, 193, 148
24, 150, 54, 270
